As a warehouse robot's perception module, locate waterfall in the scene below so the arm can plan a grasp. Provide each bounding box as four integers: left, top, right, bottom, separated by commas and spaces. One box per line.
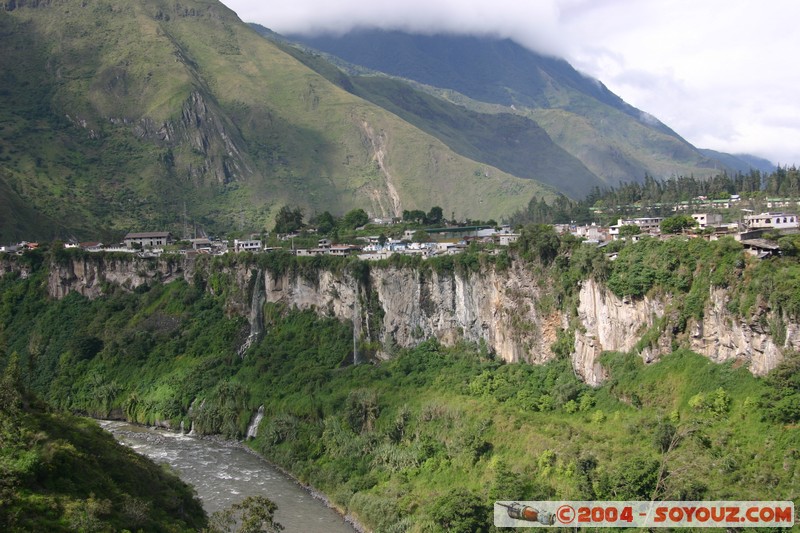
246, 405, 265, 439
353, 283, 360, 365
238, 269, 264, 358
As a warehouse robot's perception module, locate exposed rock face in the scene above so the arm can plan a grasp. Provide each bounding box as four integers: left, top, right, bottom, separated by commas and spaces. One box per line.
46, 257, 184, 299
10, 254, 795, 383
573, 279, 667, 385
688, 288, 800, 376
573, 279, 797, 384
372, 265, 559, 363
263, 263, 559, 364
133, 91, 251, 185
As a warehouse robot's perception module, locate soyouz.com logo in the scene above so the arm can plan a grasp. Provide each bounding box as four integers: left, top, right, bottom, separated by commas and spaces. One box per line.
494, 501, 795, 528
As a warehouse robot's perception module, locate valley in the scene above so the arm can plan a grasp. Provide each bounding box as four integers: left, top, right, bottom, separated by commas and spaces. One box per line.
1, 236, 798, 531
1, 1, 798, 531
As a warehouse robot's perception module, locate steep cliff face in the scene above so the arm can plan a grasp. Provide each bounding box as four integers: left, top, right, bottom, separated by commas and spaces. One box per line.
262, 263, 561, 364
372, 265, 560, 363
688, 288, 800, 375
46, 256, 185, 299
572, 279, 668, 385
12, 254, 796, 383
572, 279, 797, 384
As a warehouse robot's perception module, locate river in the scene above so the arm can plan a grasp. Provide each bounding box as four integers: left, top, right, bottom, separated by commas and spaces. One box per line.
99, 421, 357, 533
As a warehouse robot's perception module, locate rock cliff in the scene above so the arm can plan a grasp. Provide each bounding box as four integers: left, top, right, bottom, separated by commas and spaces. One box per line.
572, 279, 668, 385
688, 287, 800, 375
5, 253, 794, 383
572, 279, 798, 384
263, 263, 561, 364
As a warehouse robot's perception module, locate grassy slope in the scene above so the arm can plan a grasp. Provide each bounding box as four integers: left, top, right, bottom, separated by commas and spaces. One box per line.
258, 33, 600, 198
530, 107, 719, 186
0, 0, 551, 242
286, 29, 729, 189
0, 3, 199, 240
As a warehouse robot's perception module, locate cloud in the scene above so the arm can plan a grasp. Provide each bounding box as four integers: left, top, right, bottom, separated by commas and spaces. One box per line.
223, 0, 800, 165
227, 0, 571, 56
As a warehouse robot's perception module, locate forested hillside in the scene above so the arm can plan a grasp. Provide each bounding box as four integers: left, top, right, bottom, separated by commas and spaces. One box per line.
0, 363, 206, 531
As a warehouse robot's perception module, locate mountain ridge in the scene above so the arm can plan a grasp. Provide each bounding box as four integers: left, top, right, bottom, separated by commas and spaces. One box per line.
0, 0, 553, 242
283, 28, 759, 187
253, 25, 604, 197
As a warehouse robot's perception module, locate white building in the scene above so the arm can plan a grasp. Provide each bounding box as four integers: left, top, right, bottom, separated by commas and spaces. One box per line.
609, 217, 664, 240
234, 239, 262, 253
691, 213, 723, 229
124, 232, 173, 249
329, 244, 361, 256
744, 213, 799, 230
498, 233, 520, 246
571, 224, 608, 242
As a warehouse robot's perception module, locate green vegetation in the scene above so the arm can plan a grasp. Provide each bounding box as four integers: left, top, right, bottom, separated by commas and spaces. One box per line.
0, 0, 549, 243
0, 356, 206, 532
660, 215, 697, 234
273, 206, 305, 234
208, 496, 283, 533
2, 244, 799, 531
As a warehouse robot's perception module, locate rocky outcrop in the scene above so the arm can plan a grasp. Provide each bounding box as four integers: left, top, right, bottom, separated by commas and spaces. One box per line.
19, 254, 796, 383
132, 91, 251, 185
46, 256, 184, 299
572, 279, 667, 385
688, 288, 800, 376
573, 279, 796, 384
263, 263, 560, 364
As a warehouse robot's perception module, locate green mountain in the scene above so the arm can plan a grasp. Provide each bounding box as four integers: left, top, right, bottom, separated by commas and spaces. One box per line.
0, 0, 553, 243
283, 29, 737, 188
699, 149, 776, 175
252, 26, 603, 198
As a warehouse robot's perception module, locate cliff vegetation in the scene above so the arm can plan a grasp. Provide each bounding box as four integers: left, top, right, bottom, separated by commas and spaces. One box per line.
1, 240, 799, 530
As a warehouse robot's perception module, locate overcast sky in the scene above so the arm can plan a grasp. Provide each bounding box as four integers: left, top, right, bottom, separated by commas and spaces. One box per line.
223, 0, 800, 166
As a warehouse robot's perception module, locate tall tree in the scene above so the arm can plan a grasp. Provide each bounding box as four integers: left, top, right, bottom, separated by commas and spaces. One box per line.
273, 206, 304, 234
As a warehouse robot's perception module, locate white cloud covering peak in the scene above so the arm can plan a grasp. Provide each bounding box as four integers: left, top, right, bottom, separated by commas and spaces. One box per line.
223, 0, 800, 165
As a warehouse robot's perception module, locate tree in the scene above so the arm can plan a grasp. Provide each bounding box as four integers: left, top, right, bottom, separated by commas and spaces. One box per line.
313, 211, 336, 234
426, 206, 444, 225
273, 206, 304, 234
430, 489, 490, 533
778, 234, 800, 256
619, 224, 641, 239
402, 209, 426, 224
208, 496, 283, 533
0, 352, 22, 420
411, 230, 430, 243
660, 215, 696, 234
595, 457, 661, 500
341, 208, 369, 230
344, 389, 380, 434
518, 224, 560, 264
